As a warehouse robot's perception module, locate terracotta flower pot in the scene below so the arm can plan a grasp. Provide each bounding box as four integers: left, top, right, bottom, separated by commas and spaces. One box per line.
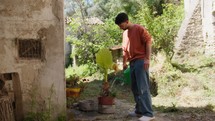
98, 96, 115, 105
98, 96, 115, 114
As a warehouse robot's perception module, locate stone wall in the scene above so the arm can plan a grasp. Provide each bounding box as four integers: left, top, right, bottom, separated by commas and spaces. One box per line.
0, 0, 66, 120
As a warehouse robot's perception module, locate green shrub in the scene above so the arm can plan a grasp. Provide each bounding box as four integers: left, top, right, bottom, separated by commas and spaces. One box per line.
135, 3, 184, 57
65, 64, 97, 78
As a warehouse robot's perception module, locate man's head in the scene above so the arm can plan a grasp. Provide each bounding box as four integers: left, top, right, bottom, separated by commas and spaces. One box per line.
115, 12, 129, 30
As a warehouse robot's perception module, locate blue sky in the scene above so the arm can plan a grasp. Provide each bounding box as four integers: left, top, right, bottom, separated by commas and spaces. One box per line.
85, 0, 93, 5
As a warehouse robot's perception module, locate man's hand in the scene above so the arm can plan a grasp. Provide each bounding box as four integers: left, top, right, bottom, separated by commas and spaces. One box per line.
144, 63, 149, 70
123, 64, 128, 70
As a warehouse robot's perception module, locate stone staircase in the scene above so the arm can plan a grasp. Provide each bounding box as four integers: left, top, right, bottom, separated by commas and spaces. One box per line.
173, 0, 206, 63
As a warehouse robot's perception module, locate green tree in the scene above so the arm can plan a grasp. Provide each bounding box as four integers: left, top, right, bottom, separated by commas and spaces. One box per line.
88, 0, 145, 20
135, 3, 184, 58
66, 15, 121, 76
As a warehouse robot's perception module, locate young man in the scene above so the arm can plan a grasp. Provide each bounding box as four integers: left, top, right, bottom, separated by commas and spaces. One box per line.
115, 12, 154, 121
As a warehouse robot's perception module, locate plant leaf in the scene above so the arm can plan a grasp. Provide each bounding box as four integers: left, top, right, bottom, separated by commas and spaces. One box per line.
96, 48, 113, 70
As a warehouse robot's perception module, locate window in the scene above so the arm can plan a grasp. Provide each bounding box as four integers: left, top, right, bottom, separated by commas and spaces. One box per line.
17, 39, 42, 59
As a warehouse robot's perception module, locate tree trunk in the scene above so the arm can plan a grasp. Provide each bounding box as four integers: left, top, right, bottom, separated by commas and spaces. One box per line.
72, 45, 77, 67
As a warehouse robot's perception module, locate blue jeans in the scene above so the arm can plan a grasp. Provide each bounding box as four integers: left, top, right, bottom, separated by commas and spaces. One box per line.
130, 59, 153, 117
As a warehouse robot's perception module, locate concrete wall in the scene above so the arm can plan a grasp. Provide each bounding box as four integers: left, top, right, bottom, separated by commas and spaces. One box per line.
202, 0, 215, 56
0, 0, 65, 119
184, 0, 197, 17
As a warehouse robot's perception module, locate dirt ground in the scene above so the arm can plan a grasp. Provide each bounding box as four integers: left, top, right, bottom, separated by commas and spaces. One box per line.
67, 98, 215, 121
66, 63, 215, 121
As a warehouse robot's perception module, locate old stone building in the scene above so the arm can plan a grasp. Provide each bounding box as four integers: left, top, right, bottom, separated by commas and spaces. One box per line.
0, 0, 65, 120
174, 0, 215, 62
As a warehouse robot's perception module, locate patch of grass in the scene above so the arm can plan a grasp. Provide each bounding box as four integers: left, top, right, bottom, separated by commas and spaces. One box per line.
81, 81, 134, 103
79, 80, 102, 100
112, 83, 134, 103
171, 62, 197, 72
172, 55, 215, 73
154, 105, 180, 113
65, 64, 95, 78
76, 71, 134, 103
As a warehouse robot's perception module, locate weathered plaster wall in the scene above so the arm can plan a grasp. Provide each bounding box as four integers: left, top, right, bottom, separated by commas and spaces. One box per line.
202, 0, 215, 56
184, 0, 197, 17
0, 0, 65, 119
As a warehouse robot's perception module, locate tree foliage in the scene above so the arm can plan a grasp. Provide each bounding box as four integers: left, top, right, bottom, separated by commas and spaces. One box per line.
66, 17, 121, 77
135, 3, 184, 57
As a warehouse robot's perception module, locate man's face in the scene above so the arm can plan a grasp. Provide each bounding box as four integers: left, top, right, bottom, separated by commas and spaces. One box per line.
118, 21, 128, 30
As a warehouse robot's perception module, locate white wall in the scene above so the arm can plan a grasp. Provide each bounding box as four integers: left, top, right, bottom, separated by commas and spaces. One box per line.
201, 0, 215, 56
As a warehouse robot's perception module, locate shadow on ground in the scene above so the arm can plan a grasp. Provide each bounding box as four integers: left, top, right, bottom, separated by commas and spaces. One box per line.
67, 98, 215, 121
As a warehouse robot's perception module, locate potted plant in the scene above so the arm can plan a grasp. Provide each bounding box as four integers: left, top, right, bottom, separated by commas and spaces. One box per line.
96, 48, 119, 113
66, 75, 81, 98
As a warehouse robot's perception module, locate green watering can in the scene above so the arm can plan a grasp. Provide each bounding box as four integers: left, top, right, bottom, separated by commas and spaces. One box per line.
123, 67, 131, 84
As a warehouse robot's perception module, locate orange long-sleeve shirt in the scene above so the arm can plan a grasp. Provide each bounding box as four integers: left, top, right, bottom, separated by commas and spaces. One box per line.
122, 24, 152, 62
